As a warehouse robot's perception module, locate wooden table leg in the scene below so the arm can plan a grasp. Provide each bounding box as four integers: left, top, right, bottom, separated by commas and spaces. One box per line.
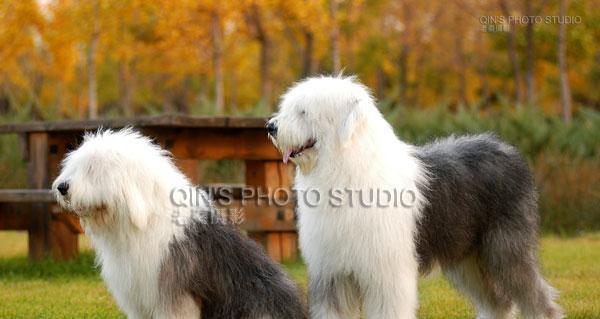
27, 133, 50, 261
28, 133, 79, 261
245, 160, 298, 262
49, 136, 79, 260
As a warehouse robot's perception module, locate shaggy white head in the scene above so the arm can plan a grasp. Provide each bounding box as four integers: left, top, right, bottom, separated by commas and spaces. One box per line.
52, 128, 190, 231
267, 75, 397, 175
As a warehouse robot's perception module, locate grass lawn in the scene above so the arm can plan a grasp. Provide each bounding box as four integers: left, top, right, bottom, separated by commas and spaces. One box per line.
0, 232, 599, 318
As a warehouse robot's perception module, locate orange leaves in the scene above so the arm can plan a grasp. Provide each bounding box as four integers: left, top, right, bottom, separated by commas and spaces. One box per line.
0, 0, 596, 116
0, 0, 45, 85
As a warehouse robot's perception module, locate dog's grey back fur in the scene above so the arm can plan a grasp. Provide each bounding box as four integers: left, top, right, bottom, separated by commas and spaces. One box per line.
414, 133, 536, 272
414, 133, 563, 318
160, 212, 307, 319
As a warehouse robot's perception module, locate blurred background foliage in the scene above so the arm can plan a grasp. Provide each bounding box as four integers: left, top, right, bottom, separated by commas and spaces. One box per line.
0, 0, 598, 233
0, 0, 598, 117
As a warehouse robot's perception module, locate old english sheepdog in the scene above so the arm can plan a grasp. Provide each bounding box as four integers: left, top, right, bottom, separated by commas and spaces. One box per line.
52, 129, 306, 319
267, 76, 563, 319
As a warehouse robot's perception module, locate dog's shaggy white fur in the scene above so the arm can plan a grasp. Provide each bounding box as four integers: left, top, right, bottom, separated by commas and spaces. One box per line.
53, 129, 200, 318
268, 76, 562, 319
270, 77, 427, 319
52, 129, 307, 319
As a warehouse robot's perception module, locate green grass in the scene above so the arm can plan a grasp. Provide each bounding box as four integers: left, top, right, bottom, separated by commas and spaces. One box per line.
1, 232, 599, 318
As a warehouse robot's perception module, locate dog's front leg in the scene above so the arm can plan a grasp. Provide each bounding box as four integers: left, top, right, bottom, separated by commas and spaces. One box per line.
153, 294, 201, 319
362, 273, 418, 319
309, 274, 361, 319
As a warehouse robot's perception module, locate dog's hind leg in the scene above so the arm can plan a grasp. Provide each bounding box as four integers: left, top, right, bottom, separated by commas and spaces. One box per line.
309, 274, 361, 319
444, 257, 516, 319
480, 226, 564, 319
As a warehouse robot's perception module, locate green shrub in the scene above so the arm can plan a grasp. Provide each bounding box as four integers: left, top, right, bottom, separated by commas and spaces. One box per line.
383, 105, 600, 234
386, 105, 599, 160
0, 134, 27, 188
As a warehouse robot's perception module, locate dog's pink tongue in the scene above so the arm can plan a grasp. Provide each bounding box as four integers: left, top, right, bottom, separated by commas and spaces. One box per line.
283, 150, 292, 164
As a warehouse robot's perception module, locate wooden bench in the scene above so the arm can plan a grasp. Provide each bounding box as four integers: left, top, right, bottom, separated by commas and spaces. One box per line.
0, 115, 299, 262
0, 189, 80, 260
0, 185, 297, 261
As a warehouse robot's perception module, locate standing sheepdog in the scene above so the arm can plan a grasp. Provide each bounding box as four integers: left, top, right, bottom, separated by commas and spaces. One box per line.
52, 129, 306, 319
267, 76, 563, 319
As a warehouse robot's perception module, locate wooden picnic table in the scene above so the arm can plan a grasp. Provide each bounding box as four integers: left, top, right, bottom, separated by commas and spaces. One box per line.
0, 115, 297, 262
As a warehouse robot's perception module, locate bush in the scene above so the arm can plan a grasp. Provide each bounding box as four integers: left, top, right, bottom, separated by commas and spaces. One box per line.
535, 154, 600, 235
383, 105, 600, 234
386, 104, 599, 160
0, 134, 26, 188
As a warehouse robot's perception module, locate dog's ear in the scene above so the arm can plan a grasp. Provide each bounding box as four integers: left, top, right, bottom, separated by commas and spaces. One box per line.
338, 100, 365, 146
125, 187, 149, 230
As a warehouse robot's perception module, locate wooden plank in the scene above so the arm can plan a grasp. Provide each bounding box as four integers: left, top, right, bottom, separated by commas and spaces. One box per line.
245, 161, 291, 197
243, 160, 297, 261
0, 204, 30, 229
0, 190, 55, 202
175, 159, 199, 184
0, 115, 268, 134
0, 203, 81, 231
0, 189, 295, 232
266, 233, 283, 262
46, 137, 79, 260
280, 232, 298, 261
0, 185, 270, 204
225, 117, 268, 128
168, 129, 280, 160
25, 132, 79, 261
214, 200, 296, 232
27, 132, 51, 261
202, 184, 246, 200
52, 213, 83, 234
0, 199, 294, 232
49, 219, 79, 259
246, 232, 289, 262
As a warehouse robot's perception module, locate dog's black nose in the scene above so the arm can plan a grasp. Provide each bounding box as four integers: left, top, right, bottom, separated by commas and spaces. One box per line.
57, 182, 69, 196
266, 121, 277, 136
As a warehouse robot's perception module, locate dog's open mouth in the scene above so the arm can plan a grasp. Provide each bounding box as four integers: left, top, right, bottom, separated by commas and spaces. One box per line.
283, 139, 316, 163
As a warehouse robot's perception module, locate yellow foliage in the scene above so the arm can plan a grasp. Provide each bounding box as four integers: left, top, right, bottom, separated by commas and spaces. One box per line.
0, 0, 596, 116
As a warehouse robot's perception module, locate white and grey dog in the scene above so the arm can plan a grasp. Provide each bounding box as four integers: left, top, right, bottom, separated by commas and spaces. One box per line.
53, 129, 306, 319
267, 76, 563, 319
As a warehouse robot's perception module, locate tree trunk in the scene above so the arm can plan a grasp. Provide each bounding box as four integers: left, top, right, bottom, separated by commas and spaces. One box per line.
301, 30, 314, 78
118, 60, 135, 116
475, 27, 490, 106
162, 90, 172, 113
211, 11, 224, 113
230, 71, 238, 111
499, 0, 523, 108
259, 36, 271, 107
455, 28, 467, 105
524, 0, 535, 105
375, 67, 386, 100
397, 45, 409, 105
87, 0, 100, 119
558, 0, 572, 122
245, 3, 271, 108
329, 0, 341, 73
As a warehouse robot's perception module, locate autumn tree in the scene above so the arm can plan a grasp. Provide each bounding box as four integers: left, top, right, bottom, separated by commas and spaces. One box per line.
0, 0, 46, 118
243, 0, 274, 108
498, 0, 523, 108
0, 0, 595, 118
558, 0, 572, 122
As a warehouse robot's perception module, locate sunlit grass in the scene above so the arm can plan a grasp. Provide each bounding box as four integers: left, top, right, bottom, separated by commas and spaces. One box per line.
1, 232, 599, 318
